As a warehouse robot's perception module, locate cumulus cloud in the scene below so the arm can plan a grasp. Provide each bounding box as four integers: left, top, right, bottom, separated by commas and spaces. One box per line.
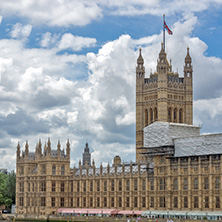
10, 23, 32, 39
58, 33, 97, 51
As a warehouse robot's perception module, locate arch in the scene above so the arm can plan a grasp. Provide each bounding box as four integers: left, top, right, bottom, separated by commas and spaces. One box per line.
174, 108, 177, 122
145, 109, 148, 126
168, 107, 172, 122
150, 108, 153, 123
179, 108, 183, 123
154, 107, 158, 121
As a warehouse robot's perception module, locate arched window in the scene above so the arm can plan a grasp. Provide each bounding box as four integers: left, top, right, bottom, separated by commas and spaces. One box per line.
150, 108, 153, 123
174, 108, 177, 122
168, 108, 172, 122
61, 165, 65, 176
52, 165, 56, 175
179, 109, 183, 123
154, 107, 158, 121
145, 109, 148, 126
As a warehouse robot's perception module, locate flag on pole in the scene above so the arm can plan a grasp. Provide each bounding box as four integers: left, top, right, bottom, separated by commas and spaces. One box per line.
164, 21, 173, 35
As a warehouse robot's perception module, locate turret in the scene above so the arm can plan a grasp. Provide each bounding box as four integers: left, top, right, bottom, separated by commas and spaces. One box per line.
57, 140, 61, 158
136, 48, 145, 79
157, 42, 170, 73
184, 47, 193, 78
66, 139, 70, 158
17, 142, 20, 159
82, 142, 91, 167
25, 140, 29, 157
47, 137, 51, 156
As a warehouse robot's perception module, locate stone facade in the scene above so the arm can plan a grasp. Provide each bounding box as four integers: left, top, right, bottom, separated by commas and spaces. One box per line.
16, 45, 222, 217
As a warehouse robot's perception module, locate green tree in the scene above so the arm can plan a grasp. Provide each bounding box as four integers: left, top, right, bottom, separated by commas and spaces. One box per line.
0, 171, 16, 208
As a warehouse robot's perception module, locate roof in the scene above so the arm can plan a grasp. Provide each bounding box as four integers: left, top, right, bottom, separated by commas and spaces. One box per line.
174, 133, 222, 157
144, 122, 200, 148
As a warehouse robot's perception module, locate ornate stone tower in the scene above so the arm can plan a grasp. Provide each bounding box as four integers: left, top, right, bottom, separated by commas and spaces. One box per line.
136, 44, 193, 161
82, 142, 91, 167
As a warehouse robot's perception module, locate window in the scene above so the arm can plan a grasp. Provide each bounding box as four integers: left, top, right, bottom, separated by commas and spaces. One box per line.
28, 183, 30, 192
111, 197, 114, 207
51, 197, 55, 207
215, 177, 220, 189
142, 197, 146, 207
216, 196, 220, 208
204, 177, 209, 190
142, 179, 146, 191
97, 181, 100, 191
83, 181, 86, 192
173, 178, 178, 190
41, 181, 46, 192
20, 182, 24, 192
71, 181, 73, 192
32, 183, 34, 192
19, 197, 23, 206
194, 196, 198, 208
52, 182, 56, 192
183, 178, 188, 190
134, 197, 137, 208
126, 180, 130, 191
150, 108, 153, 123
111, 180, 115, 191
150, 180, 154, 190
205, 196, 209, 208
90, 197, 93, 207
90, 181, 93, 192
77, 181, 80, 192
150, 197, 154, 208
154, 107, 158, 120
41, 165, 46, 174
126, 197, 130, 207
174, 197, 178, 208
60, 197, 64, 207
97, 197, 100, 207
77, 197, 79, 207
168, 108, 172, 122
104, 181, 107, 191
70, 197, 73, 207
134, 179, 138, 191
61, 165, 65, 175
173, 108, 177, 122
83, 197, 86, 207
52, 165, 56, 175
194, 177, 198, 190
119, 180, 122, 191
41, 197, 46, 207
179, 109, 183, 123
104, 197, 107, 207
159, 178, 166, 190
118, 197, 122, 207
160, 197, 165, 208
184, 197, 188, 208
61, 182, 64, 192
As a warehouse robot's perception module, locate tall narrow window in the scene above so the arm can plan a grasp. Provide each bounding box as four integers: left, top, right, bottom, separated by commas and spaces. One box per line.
194, 177, 198, 190
60, 197, 64, 207
154, 107, 158, 121
142, 179, 146, 191
61, 182, 64, 192
126, 180, 130, 191
173, 108, 177, 122
119, 180, 122, 191
174, 197, 178, 208
173, 178, 178, 190
52, 182, 56, 192
134, 179, 138, 191
52, 165, 56, 175
204, 177, 209, 190
61, 165, 65, 175
194, 196, 198, 208
104, 181, 107, 192
97, 181, 100, 191
179, 109, 183, 123
111, 180, 115, 191
90, 181, 93, 192
150, 108, 153, 123
183, 178, 188, 190
83, 181, 86, 192
168, 107, 172, 122
184, 197, 188, 208
216, 196, 220, 208
145, 109, 148, 126
205, 196, 209, 208
51, 197, 55, 207
215, 177, 220, 189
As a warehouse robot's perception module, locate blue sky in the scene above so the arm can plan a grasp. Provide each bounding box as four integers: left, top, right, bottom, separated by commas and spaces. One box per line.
0, 0, 222, 171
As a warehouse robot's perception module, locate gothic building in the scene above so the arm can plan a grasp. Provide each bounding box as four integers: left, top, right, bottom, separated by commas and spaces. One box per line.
16, 44, 222, 217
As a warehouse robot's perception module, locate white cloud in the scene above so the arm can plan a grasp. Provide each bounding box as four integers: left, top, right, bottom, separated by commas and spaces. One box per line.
58, 33, 97, 51
10, 23, 32, 39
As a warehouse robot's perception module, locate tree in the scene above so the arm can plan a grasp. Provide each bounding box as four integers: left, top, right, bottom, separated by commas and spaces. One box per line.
6, 171, 16, 204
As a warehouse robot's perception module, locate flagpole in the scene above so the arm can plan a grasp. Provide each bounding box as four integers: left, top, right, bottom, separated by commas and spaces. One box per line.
163, 14, 165, 52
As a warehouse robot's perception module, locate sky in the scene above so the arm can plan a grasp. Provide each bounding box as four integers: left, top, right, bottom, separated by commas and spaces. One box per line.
0, 0, 222, 171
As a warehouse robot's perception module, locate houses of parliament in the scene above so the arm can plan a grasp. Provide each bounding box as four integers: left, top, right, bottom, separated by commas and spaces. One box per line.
16, 43, 222, 216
